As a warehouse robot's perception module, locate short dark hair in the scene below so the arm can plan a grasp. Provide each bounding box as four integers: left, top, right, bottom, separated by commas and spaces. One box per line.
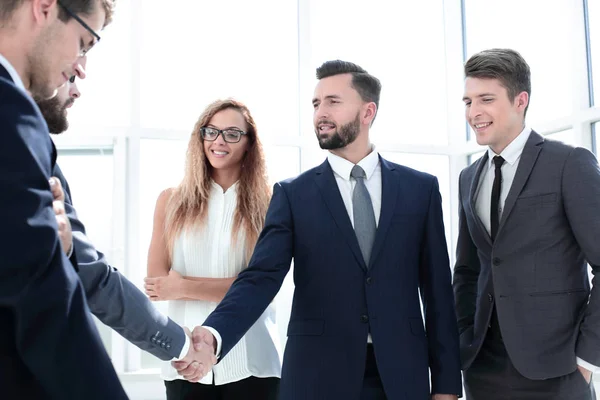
316, 60, 382, 122
0, 0, 115, 27
465, 48, 531, 116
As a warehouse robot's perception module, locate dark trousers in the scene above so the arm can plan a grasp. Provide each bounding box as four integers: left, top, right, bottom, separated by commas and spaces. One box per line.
361, 344, 387, 400
165, 376, 280, 400
465, 307, 596, 400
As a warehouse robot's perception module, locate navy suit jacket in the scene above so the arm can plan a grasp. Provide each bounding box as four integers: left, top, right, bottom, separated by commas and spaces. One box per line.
0, 64, 128, 399
52, 164, 186, 360
204, 157, 462, 400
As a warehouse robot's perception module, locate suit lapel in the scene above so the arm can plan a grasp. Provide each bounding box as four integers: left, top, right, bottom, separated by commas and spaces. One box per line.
369, 157, 398, 269
498, 131, 544, 233
469, 152, 493, 246
314, 160, 367, 271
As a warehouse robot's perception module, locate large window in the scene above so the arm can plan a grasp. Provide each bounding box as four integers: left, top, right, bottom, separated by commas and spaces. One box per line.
139, 0, 299, 139
308, 0, 449, 145
464, 0, 580, 128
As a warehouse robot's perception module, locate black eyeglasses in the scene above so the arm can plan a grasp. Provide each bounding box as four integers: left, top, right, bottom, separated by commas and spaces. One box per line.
200, 127, 247, 143
57, 0, 101, 57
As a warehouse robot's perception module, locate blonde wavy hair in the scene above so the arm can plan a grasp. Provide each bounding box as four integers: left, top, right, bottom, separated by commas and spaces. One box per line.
164, 99, 271, 262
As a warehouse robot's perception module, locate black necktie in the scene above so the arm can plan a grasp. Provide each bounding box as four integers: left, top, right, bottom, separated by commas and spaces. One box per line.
490, 156, 505, 242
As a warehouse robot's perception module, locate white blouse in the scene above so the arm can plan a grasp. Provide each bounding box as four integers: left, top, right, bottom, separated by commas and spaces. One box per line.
161, 181, 282, 385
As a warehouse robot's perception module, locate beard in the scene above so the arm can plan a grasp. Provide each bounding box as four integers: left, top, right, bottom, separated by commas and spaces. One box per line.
315, 113, 361, 150
35, 95, 71, 134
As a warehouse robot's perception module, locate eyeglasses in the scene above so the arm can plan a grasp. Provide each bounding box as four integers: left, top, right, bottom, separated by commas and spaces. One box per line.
57, 0, 101, 57
200, 127, 247, 143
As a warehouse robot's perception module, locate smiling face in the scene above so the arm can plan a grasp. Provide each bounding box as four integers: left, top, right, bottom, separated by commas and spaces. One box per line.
463, 76, 528, 154
202, 108, 250, 174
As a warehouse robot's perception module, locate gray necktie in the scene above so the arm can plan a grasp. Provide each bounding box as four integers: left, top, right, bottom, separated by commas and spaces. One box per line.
351, 165, 376, 266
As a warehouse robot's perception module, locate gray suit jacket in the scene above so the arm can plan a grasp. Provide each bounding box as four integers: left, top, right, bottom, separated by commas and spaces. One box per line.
453, 130, 600, 380
53, 164, 185, 360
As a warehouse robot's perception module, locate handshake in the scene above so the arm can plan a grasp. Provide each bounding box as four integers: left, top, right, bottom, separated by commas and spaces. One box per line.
173, 327, 218, 382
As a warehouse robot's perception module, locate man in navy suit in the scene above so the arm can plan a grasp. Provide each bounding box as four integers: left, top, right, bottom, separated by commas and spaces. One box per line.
181, 60, 462, 399
0, 1, 128, 398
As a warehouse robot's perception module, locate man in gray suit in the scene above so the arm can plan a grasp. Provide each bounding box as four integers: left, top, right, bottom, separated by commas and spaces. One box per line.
36, 62, 213, 381
454, 48, 600, 399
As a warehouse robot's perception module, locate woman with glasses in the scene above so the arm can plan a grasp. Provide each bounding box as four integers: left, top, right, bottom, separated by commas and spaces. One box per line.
145, 99, 281, 400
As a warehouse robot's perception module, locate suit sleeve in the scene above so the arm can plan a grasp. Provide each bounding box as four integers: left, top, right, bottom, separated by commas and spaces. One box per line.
419, 177, 463, 396
203, 182, 294, 360
562, 147, 600, 366
0, 85, 127, 399
452, 170, 481, 336
53, 166, 186, 361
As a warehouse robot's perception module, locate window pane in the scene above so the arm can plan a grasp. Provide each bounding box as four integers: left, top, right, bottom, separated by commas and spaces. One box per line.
378, 153, 451, 249
545, 129, 576, 146
465, 0, 578, 126
590, 0, 600, 106
67, 2, 133, 130
56, 150, 115, 354
594, 122, 600, 154
264, 146, 300, 184
468, 151, 486, 165
309, 0, 448, 145
140, 0, 298, 138
139, 139, 187, 369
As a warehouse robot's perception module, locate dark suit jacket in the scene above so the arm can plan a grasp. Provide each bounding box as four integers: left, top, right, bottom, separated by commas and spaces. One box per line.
204, 157, 462, 400
52, 164, 186, 360
0, 64, 128, 399
453, 130, 600, 380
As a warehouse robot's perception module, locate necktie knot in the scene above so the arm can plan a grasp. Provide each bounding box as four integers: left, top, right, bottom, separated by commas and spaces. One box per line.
493, 155, 505, 169
351, 165, 366, 180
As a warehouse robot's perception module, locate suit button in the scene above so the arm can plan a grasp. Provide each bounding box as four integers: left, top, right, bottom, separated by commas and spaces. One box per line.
366, 277, 372, 285
488, 293, 493, 302
493, 257, 502, 266
361, 315, 369, 323
166, 344, 171, 350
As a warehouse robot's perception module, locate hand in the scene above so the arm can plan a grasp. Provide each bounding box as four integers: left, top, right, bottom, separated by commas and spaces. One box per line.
191, 326, 217, 354
578, 365, 592, 384
144, 270, 183, 301
431, 395, 458, 400
50, 177, 72, 255
171, 327, 216, 382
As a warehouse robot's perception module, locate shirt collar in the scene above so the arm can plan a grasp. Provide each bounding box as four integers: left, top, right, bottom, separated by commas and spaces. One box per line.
327, 146, 379, 181
487, 126, 532, 166
0, 52, 26, 92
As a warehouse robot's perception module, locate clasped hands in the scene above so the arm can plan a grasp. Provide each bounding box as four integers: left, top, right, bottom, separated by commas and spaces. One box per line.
172, 326, 218, 382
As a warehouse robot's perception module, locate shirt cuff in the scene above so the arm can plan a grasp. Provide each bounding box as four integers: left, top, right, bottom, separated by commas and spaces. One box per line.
202, 326, 222, 358
174, 334, 191, 361
577, 357, 600, 373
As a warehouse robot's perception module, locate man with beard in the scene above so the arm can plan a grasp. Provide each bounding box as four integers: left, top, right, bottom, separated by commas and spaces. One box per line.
182, 60, 462, 400
0, 1, 131, 398
35, 62, 217, 380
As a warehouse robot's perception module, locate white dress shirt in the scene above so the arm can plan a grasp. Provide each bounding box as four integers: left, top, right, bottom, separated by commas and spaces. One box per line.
0, 52, 26, 92
167, 182, 281, 384
475, 126, 598, 372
